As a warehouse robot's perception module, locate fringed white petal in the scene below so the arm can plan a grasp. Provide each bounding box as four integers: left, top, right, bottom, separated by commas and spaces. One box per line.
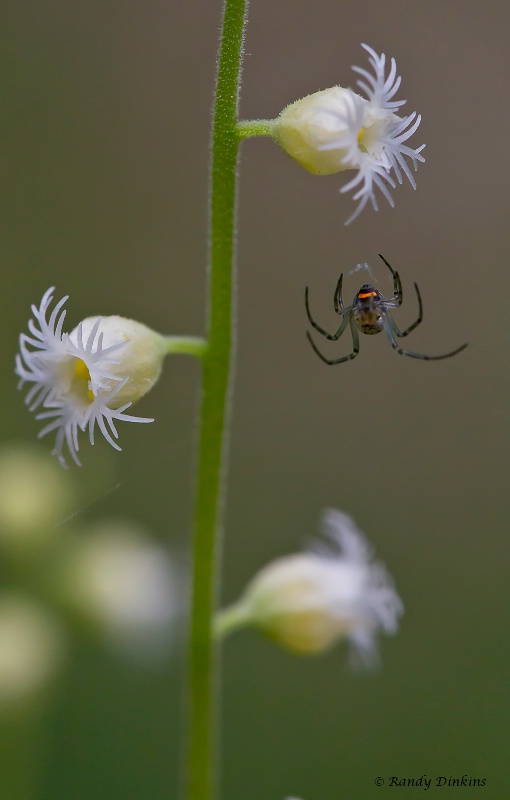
16, 290, 154, 467
317, 45, 425, 223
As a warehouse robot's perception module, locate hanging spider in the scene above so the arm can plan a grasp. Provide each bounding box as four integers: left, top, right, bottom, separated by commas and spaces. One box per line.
305, 254, 468, 364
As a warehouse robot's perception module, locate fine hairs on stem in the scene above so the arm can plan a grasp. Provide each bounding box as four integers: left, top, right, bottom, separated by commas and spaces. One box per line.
184, 1, 249, 799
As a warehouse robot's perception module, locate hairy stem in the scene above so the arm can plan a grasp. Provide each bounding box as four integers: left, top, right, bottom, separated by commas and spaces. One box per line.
185, 1, 249, 799
236, 119, 274, 139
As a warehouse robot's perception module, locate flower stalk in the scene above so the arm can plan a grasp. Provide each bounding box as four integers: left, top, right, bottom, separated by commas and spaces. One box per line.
185, 0, 249, 799
236, 119, 274, 139
163, 337, 208, 358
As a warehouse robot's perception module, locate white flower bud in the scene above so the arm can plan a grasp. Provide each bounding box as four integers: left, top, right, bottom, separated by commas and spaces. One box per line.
69, 315, 168, 408
272, 87, 365, 176
240, 554, 362, 654
216, 509, 403, 666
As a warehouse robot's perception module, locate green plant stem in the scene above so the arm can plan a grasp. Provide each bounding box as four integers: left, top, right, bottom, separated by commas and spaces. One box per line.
185, 1, 249, 800
163, 336, 208, 358
236, 119, 274, 139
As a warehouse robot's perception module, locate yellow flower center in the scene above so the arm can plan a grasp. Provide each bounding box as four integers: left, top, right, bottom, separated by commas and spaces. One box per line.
356, 126, 374, 157
73, 359, 95, 403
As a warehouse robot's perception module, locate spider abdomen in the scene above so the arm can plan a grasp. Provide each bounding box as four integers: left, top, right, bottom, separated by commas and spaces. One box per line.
353, 309, 383, 335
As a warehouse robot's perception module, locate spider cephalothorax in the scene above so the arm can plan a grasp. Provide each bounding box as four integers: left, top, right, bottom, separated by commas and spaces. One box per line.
305, 254, 468, 364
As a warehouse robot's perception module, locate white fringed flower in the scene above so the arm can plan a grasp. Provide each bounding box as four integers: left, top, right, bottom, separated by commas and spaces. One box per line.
15, 288, 165, 467
271, 44, 425, 224
215, 509, 403, 667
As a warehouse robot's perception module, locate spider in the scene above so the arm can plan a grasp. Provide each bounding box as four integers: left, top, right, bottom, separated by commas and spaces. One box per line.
305, 254, 468, 364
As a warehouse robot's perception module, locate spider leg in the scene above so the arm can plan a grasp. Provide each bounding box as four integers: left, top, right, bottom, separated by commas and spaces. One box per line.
305, 287, 351, 340
378, 253, 402, 305
333, 273, 345, 314
306, 320, 360, 365
390, 282, 423, 337
382, 314, 468, 360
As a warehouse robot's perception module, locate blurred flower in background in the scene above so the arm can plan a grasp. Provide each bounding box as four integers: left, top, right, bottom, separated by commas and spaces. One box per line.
0, 445, 179, 711
53, 523, 179, 661
216, 508, 403, 666
0, 594, 65, 710
0, 446, 73, 554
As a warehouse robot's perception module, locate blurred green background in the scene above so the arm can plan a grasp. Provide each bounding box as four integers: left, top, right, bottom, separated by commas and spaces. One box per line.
1, 0, 509, 798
